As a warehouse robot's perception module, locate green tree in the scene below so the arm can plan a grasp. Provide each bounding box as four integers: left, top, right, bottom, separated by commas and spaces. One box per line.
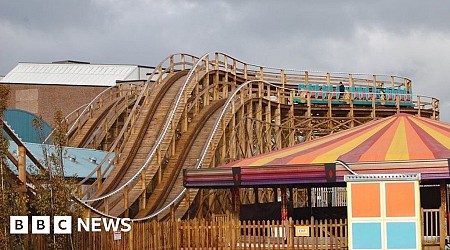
0, 86, 83, 249
31, 111, 82, 249
0, 85, 27, 250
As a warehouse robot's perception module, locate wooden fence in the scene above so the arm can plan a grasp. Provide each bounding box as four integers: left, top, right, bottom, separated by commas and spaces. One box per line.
27, 210, 447, 249
422, 208, 441, 246
29, 217, 347, 249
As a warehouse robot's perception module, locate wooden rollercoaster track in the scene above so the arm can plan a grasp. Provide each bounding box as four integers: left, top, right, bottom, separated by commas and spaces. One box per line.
64, 52, 440, 220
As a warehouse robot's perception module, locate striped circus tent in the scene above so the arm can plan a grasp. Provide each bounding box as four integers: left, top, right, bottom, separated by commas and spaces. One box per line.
228, 113, 450, 166
184, 113, 450, 187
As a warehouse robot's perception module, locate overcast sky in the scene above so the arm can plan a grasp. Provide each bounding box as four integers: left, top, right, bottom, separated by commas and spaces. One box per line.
1, 0, 449, 121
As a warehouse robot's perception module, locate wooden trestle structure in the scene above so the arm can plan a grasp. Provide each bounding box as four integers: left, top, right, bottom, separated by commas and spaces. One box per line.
67, 53, 440, 220
6, 53, 440, 222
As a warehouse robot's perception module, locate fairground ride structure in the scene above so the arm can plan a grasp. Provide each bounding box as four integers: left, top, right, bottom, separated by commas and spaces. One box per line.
3, 52, 439, 221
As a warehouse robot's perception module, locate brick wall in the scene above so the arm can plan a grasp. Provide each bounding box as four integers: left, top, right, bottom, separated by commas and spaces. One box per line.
3, 83, 107, 125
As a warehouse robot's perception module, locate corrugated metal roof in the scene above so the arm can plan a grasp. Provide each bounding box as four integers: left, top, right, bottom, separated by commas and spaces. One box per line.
0, 62, 145, 86
8, 140, 114, 179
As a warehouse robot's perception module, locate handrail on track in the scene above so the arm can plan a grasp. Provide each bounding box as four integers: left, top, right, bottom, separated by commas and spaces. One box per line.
42, 103, 88, 144
77, 54, 200, 190
80, 52, 434, 191
43, 82, 138, 145
73, 79, 277, 220
79, 78, 295, 221
81, 53, 208, 202
133, 80, 280, 221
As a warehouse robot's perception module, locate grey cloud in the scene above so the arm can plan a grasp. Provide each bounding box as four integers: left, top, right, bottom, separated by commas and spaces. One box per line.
0, 0, 449, 121
0, 0, 110, 32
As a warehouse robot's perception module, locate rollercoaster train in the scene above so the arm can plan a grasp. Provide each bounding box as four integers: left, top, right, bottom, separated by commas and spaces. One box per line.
292, 82, 413, 107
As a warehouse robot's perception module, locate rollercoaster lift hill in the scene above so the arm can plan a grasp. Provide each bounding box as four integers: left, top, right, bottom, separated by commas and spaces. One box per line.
4, 53, 441, 224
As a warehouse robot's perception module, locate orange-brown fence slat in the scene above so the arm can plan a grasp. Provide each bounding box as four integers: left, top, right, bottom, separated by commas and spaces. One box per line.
27, 216, 353, 249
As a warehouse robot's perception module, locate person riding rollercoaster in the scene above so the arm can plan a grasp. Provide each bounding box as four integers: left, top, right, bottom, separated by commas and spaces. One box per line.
339, 82, 345, 99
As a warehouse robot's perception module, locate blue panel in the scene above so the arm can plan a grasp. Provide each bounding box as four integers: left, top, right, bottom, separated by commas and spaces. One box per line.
386, 222, 417, 249
352, 222, 382, 249
4, 109, 52, 144
7, 140, 114, 179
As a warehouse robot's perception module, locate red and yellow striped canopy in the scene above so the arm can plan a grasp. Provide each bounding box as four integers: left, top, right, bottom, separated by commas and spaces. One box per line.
226, 113, 450, 167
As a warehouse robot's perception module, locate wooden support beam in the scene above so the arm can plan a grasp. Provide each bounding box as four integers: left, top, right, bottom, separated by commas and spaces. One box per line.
18, 146, 26, 189
197, 190, 203, 219
440, 181, 447, 249
140, 172, 146, 210
281, 186, 288, 221
288, 92, 295, 146
372, 75, 377, 119
124, 188, 129, 218
230, 188, 240, 219
230, 108, 237, 160
185, 188, 190, 219
246, 102, 253, 158
275, 103, 282, 149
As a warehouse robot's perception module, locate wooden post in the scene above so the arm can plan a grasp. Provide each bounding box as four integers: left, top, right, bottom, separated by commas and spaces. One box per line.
311, 215, 316, 249
104, 198, 109, 214
128, 221, 134, 250
18, 146, 26, 189
244, 63, 248, 79
152, 219, 158, 249
281, 186, 288, 222
273, 187, 278, 203
170, 204, 175, 222
396, 94, 400, 113
231, 188, 240, 219
288, 218, 294, 248
140, 172, 146, 210
170, 55, 174, 73
417, 96, 422, 116
254, 188, 259, 204
372, 75, 377, 119
305, 71, 309, 85
214, 53, 219, 70
281, 69, 286, 104
308, 187, 312, 208
96, 168, 102, 190
440, 181, 447, 249
18, 147, 28, 250
231, 218, 236, 250
349, 74, 355, 128
185, 188, 190, 220
197, 190, 203, 219
124, 188, 129, 218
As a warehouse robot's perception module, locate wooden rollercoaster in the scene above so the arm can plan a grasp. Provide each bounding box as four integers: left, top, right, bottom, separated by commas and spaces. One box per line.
4, 52, 440, 221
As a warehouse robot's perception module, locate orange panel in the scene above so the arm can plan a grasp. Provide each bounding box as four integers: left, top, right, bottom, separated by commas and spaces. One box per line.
385, 182, 416, 217
351, 183, 381, 217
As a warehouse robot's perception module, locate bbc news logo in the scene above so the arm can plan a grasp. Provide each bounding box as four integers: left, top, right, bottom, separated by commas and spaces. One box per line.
10, 216, 131, 234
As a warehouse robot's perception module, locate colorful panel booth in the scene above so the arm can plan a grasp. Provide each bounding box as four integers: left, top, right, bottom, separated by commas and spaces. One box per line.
346, 174, 421, 250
